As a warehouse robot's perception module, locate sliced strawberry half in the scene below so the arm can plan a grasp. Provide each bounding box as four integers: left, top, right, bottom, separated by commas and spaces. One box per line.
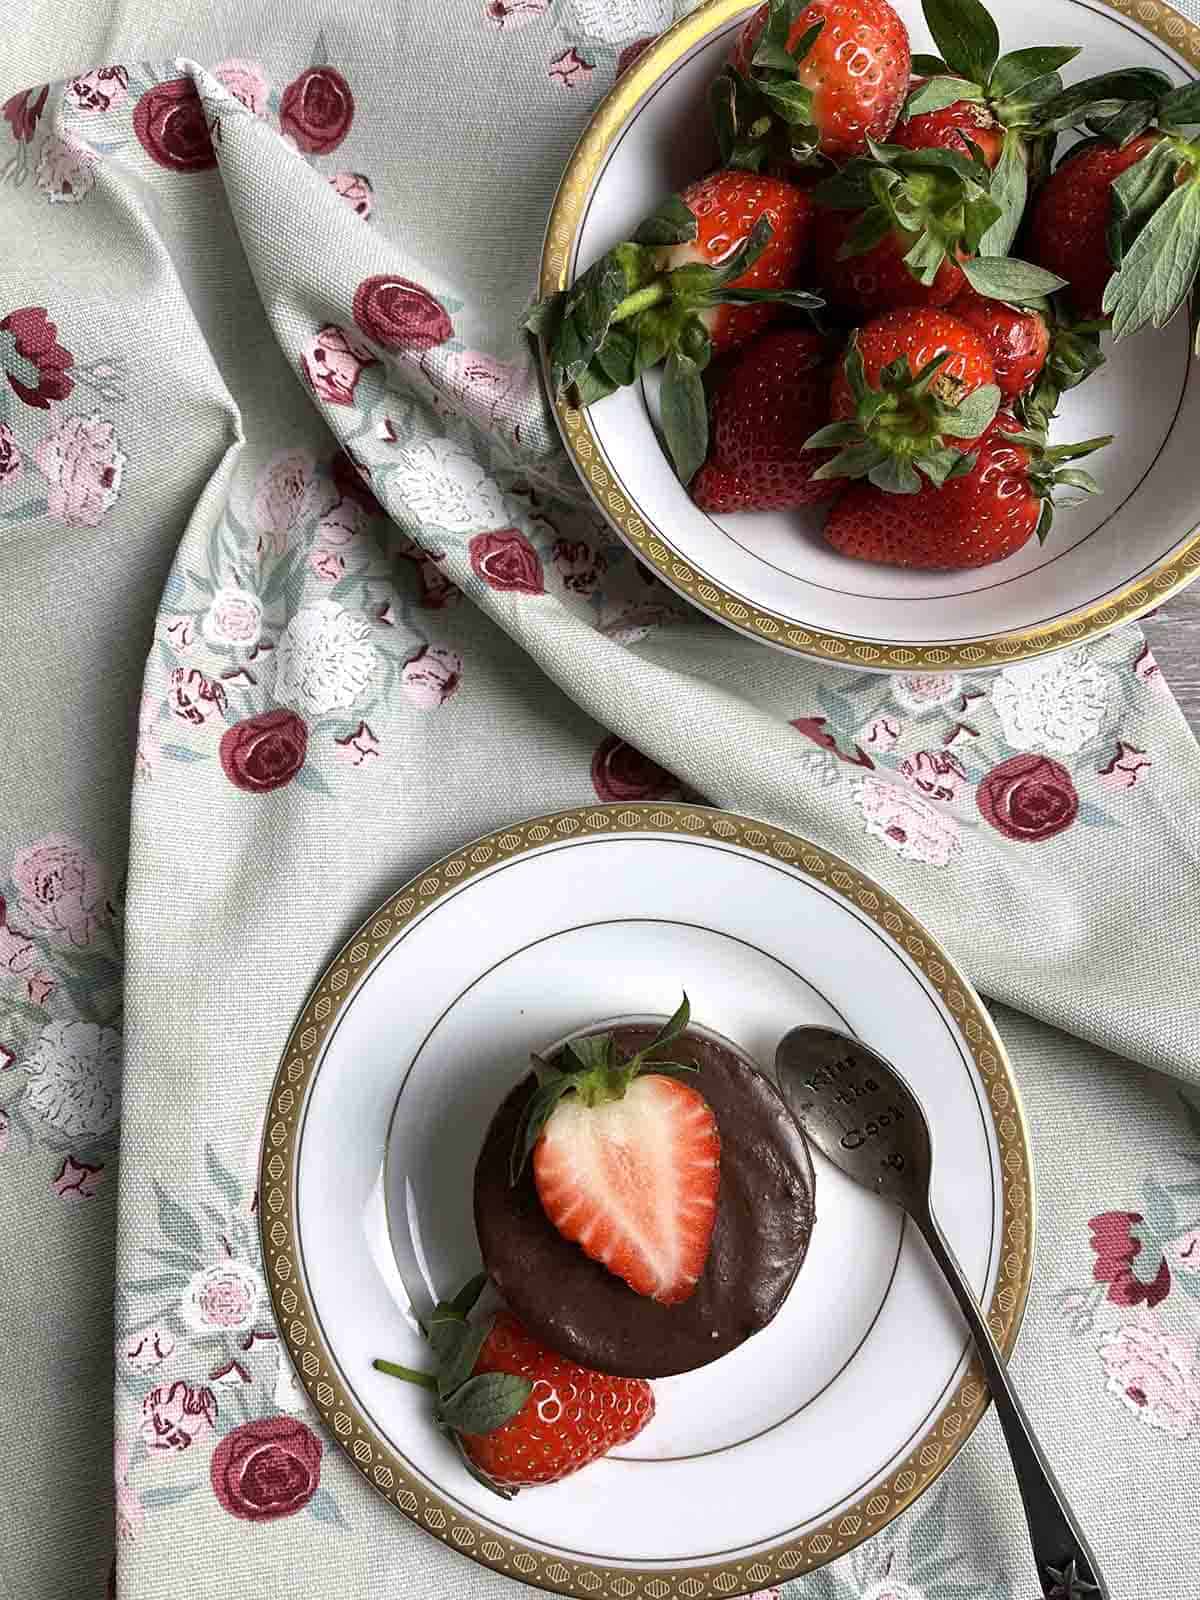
510, 996, 721, 1306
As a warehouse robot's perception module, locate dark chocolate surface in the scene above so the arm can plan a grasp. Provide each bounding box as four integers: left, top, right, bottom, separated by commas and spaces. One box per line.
473, 1025, 816, 1379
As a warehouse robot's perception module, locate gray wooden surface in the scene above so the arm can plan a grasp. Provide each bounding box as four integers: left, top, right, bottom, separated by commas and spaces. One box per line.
1142, 583, 1200, 731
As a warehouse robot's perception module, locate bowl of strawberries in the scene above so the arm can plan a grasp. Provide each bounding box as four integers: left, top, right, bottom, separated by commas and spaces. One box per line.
532, 0, 1200, 669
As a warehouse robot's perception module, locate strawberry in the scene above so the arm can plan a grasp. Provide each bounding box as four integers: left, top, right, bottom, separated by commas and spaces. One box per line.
1016, 309, 1106, 435
810, 138, 1062, 318
375, 1279, 654, 1495
715, 0, 911, 168
691, 329, 842, 512
947, 285, 1049, 397
657, 172, 816, 356
891, 86, 1005, 168
511, 996, 721, 1306
528, 172, 822, 482
806, 308, 1001, 493
822, 410, 1112, 568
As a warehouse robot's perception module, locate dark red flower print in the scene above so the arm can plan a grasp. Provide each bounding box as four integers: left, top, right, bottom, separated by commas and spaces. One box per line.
330, 446, 382, 516
976, 753, 1078, 843
469, 528, 544, 594
219, 710, 308, 793
352, 274, 452, 353
53, 1155, 104, 1200
279, 67, 354, 154
2, 85, 48, 142
591, 735, 680, 803
790, 716, 873, 770
66, 66, 129, 113
210, 1416, 322, 1521
1089, 1211, 1171, 1308
0, 307, 74, 408
133, 79, 216, 172
552, 537, 607, 596
617, 37, 656, 77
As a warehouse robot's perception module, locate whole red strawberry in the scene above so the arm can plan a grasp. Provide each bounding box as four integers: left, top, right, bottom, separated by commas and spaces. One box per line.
823, 411, 1111, 568
691, 330, 841, 512
891, 86, 1005, 167
718, 0, 910, 166
524, 998, 720, 1305
1027, 133, 1162, 320
375, 1282, 654, 1495
807, 309, 1001, 494
947, 286, 1049, 398
461, 1313, 654, 1488
812, 207, 965, 317
660, 171, 815, 355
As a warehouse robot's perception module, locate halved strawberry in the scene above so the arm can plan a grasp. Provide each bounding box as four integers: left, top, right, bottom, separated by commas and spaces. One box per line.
510, 997, 721, 1306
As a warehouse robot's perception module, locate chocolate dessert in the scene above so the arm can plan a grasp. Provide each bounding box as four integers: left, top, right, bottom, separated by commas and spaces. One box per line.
474, 1022, 816, 1379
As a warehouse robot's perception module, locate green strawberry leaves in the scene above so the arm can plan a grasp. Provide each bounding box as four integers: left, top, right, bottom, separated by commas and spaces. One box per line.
710, 0, 826, 170
922, 0, 1000, 90
660, 353, 708, 484
807, 335, 1000, 493
904, 76, 985, 119
1032, 67, 1173, 134
1010, 429, 1113, 541
960, 254, 1067, 301
509, 994, 694, 1182
988, 46, 1080, 102
978, 128, 1027, 255
1103, 176, 1200, 344
529, 242, 656, 398
633, 194, 699, 246
1017, 312, 1106, 435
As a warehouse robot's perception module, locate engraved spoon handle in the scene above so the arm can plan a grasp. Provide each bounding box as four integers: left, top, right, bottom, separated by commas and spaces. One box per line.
915, 1205, 1109, 1600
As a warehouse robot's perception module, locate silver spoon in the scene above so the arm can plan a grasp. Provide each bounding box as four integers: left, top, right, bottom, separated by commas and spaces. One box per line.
775, 1025, 1107, 1600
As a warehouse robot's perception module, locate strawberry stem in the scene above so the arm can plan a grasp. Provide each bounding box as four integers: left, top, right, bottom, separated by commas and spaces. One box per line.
373, 1358, 439, 1391
611, 281, 670, 323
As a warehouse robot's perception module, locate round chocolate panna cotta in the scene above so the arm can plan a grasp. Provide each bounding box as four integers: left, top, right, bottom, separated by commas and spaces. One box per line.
474, 1023, 816, 1380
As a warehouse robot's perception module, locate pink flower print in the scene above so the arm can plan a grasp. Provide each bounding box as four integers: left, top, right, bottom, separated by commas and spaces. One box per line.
210, 1359, 252, 1388
375, 601, 396, 626
890, 672, 961, 714
168, 667, 228, 728
124, 1327, 175, 1372
860, 715, 900, 753
429, 348, 532, 434
251, 448, 318, 555
180, 1261, 264, 1333
0, 1044, 15, 1070
12, 835, 109, 946
159, 613, 196, 653
552, 537, 608, 595
26, 972, 55, 1004
300, 325, 377, 407
549, 47, 594, 87
899, 749, 968, 804
1097, 740, 1151, 791
53, 1155, 104, 1200
617, 36, 657, 75
329, 171, 373, 218
417, 556, 459, 609
0, 1110, 8, 1153
1089, 1211, 1171, 1307
853, 775, 962, 867
310, 547, 344, 583
335, 721, 381, 766
213, 59, 269, 115
0, 903, 36, 979
66, 67, 130, 113
0, 423, 24, 483
469, 528, 544, 594
401, 646, 463, 708
2, 85, 49, 143
1099, 1318, 1200, 1439
942, 720, 979, 748
1133, 642, 1169, 696
35, 134, 99, 204
140, 1381, 217, 1453
114, 1440, 144, 1543
484, 0, 550, 26
34, 412, 124, 526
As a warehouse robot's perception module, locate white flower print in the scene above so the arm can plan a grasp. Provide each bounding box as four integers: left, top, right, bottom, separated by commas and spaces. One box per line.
275, 599, 377, 714
563, 0, 671, 45
853, 775, 962, 867
179, 1260, 264, 1334
25, 1020, 121, 1138
36, 134, 98, 203
202, 588, 263, 649
991, 646, 1112, 755
385, 436, 505, 534
890, 673, 961, 714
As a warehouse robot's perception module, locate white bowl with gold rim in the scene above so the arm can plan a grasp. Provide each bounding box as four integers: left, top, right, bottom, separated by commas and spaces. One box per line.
537, 0, 1200, 671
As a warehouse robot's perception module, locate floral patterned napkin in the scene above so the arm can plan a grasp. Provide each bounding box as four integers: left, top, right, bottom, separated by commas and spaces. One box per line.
2, 3, 1200, 1598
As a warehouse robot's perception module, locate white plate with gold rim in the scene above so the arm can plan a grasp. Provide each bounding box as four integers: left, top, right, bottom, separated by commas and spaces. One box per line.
537, 0, 1200, 672
260, 804, 1032, 1597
